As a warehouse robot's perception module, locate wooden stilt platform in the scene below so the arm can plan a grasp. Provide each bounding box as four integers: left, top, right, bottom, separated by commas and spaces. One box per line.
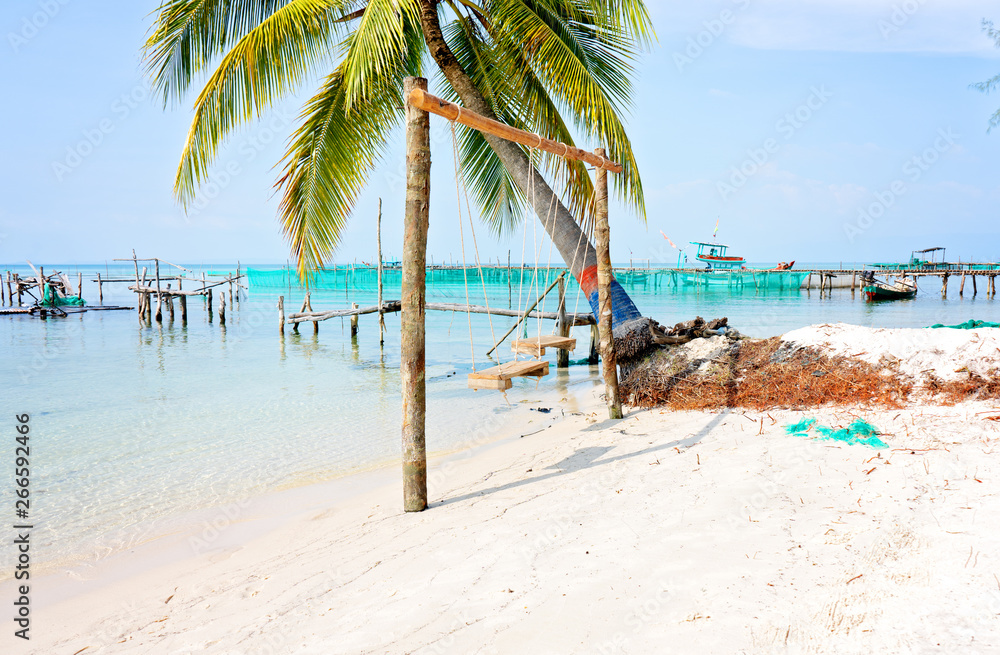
510, 335, 577, 357
467, 360, 549, 390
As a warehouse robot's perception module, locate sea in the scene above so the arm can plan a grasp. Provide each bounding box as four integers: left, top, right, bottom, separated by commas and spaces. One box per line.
1, 262, 997, 574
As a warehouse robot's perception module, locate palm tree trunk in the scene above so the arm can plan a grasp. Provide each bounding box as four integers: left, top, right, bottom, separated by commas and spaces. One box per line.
417, 0, 642, 329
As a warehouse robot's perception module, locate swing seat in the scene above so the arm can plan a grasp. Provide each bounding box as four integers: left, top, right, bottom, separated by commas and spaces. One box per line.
510, 335, 577, 357
468, 360, 549, 390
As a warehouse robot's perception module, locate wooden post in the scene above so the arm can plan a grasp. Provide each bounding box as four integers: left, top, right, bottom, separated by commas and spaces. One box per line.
806, 272, 812, 291
218, 291, 226, 326
351, 302, 359, 337
278, 296, 285, 334
377, 198, 385, 346
154, 260, 163, 322
508, 250, 512, 309
206, 281, 213, 314
228, 277, 234, 309
306, 292, 318, 334
16, 273, 22, 306
960, 273, 966, 296
97, 272, 103, 305
166, 285, 175, 321
589, 323, 600, 364
556, 276, 569, 368
179, 278, 187, 322
1, 272, 5, 306
401, 76, 429, 513
595, 147, 622, 420
202, 272, 208, 306
77, 271, 83, 299
973, 274, 978, 296
941, 273, 948, 298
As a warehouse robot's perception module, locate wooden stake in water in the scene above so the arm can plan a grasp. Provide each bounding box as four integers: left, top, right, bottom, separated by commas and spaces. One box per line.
153, 259, 162, 322
401, 75, 429, 513
179, 278, 187, 322
595, 147, 623, 420
278, 296, 285, 335
556, 276, 569, 368
218, 291, 226, 326
97, 272, 103, 305
377, 198, 385, 346
351, 302, 359, 337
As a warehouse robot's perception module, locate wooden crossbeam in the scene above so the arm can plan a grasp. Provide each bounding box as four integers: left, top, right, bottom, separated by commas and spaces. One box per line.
407, 89, 623, 173
511, 335, 577, 357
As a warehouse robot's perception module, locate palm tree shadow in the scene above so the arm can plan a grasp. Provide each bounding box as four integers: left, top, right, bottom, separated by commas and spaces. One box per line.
433, 411, 730, 508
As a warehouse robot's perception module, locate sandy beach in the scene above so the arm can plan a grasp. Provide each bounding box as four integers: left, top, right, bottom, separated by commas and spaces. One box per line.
7, 344, 1000, 654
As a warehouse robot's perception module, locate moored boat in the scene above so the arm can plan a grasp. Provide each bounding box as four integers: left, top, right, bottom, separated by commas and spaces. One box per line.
861, 271, 917, 301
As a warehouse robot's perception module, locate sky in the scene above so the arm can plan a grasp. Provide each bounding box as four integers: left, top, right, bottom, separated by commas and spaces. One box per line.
1, 0, 999, 267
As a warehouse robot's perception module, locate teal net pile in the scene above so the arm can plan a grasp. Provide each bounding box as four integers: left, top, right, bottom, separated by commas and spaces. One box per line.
42, 286, 85, 307
929, 319, 1000, 329
785, 418, 888, 449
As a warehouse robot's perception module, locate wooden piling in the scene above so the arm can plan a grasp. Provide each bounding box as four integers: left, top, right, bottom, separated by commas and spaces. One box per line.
97, 272, 103, 304
179, 278, 187, 322
401, 76, 429, 512
154, 260, 163, 322
556, 276, 569, 368
166, 284, 175, 321
960, 273, 966, 296
941, 273, 948, 298
350, 302, 359, 336
218, 291, 226, 326
228, 277, 234, 309
278, 296, 285, 334
306, 292, 318, 333
377, 198, 385, 346
595, 147, 622, 420
973, 275, 978, 296
77, 271, 83, 299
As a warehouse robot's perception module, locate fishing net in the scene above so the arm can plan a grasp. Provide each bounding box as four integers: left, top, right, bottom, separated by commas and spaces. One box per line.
785, 418, 888, 449
42, 286, 85, 307
929, 319, 1000, 329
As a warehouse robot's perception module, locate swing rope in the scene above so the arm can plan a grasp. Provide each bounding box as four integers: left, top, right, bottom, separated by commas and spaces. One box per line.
451, 121, 502, 372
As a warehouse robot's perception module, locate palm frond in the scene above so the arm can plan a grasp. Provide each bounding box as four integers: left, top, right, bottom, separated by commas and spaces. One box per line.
275, 13, 423, 277
489, 0, 648, 219
172, 0, 348, 207
341, 0, 422, 110
143, 0, 320, 106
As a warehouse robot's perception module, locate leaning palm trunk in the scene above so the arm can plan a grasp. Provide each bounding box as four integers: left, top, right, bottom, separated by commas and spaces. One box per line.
418, 1, 643, 333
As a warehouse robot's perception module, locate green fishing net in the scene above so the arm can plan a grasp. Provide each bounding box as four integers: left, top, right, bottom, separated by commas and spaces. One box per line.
929, 319, 1000, 329
785, 418, 888, 449
42, 286, 85, 307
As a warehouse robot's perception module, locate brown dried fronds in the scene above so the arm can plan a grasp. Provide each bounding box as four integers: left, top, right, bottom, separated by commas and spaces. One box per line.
922, 369, 1000, 405
622, 337, 912, 411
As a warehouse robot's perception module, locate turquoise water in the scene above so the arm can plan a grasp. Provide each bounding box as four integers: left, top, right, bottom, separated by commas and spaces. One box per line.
1, 262, 997, 572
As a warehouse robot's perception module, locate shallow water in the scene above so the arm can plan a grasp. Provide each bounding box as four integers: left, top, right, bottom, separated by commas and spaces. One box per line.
1, 262, 996, 572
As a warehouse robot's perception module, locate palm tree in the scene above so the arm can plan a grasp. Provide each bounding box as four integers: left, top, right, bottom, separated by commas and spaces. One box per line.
144, 0, 654, 329
973, 19, 1000, 131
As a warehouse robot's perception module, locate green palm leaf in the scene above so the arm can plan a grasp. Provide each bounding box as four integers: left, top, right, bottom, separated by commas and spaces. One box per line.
276, 12, 423, 277
164, 0, 351, 207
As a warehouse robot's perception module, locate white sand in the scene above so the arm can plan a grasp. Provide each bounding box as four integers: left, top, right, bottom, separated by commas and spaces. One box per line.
782, 323, 1000, 381
6, 379, 1000, 654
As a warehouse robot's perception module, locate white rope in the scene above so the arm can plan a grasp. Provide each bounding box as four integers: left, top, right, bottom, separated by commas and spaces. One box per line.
451, 123, 478, 372
451, 121, 502, 371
